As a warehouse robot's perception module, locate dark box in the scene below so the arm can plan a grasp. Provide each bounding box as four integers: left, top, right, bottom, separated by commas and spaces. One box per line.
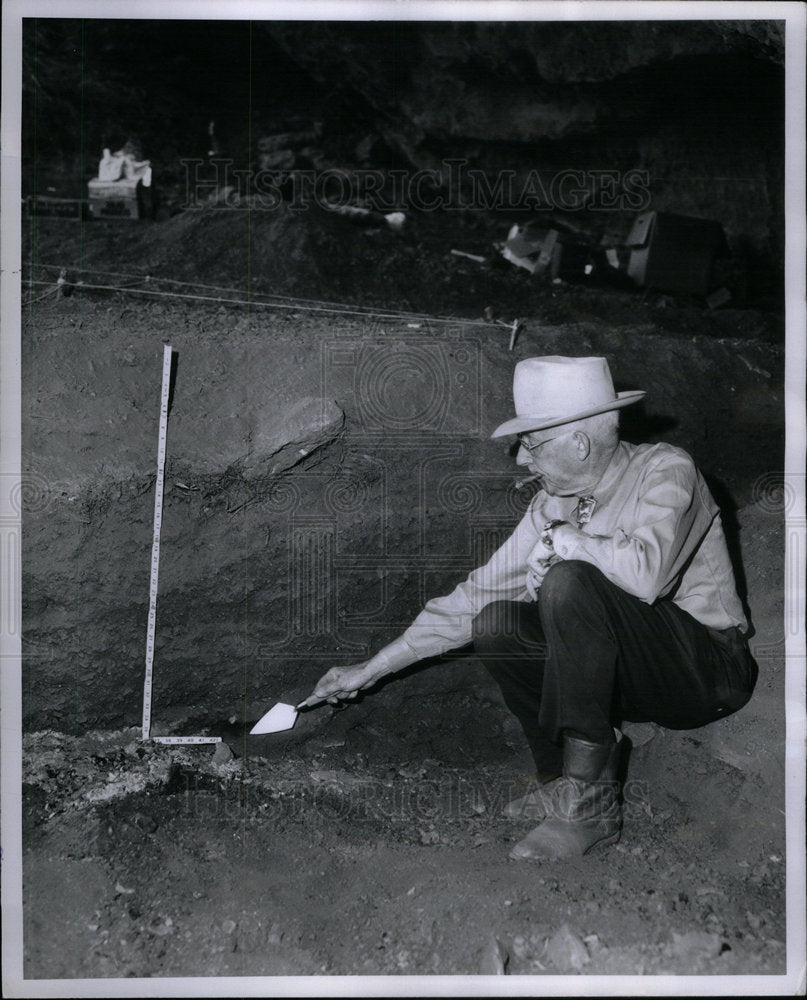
626, 211, 727, 296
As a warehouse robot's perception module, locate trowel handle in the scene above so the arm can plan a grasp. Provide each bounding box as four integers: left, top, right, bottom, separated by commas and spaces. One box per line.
296, 694, 324, 710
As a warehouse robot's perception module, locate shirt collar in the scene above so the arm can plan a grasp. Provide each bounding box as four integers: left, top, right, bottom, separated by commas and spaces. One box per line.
579, 440, 632, 505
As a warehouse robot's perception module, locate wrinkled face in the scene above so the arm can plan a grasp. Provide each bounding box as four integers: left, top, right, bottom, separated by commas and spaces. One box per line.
516, 430, 582, 496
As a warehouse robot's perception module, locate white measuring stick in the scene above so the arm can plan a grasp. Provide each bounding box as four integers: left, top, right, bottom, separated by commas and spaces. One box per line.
140, 347, 224, 748
153, 736, 222, 745
142, 345, 173, 741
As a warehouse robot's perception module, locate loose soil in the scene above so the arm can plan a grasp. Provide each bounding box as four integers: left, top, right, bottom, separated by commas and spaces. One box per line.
22, 718, 786, 979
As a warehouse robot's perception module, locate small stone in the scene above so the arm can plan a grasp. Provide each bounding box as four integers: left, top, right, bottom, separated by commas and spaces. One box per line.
546, 924, 589, 972
512, 935, 529, 960
398, 762, 425, 779
696, 885, 726, 898
132, 813, 158, 833
266, 922, 283, 945
669, 930, 723, 959
222, 919, 237, 935
479, 935, 509, 974
115, 882, 135, 895
150, 916, 174, 937
583, 933, 601, 953
212, 742, 234, 765
620, 721, 661, 747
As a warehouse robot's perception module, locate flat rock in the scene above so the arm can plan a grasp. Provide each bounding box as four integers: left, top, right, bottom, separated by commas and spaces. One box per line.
240, 396, 344, 479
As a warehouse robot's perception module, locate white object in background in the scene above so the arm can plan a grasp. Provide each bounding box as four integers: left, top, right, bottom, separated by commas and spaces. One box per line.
384, 212, 406, 231
98, 148, 124, 181
250, 702, 299, 735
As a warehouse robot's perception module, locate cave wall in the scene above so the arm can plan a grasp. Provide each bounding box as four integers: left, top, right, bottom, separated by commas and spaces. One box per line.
261, 21, 785, 264
23, 19, 785, 272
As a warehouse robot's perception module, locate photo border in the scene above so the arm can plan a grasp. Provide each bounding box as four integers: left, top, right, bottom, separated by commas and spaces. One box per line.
2, 2, 804, 996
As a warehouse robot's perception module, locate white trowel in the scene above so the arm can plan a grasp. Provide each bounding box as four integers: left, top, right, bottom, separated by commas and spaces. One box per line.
249, 694, 326, 735
249, 702, 299, 735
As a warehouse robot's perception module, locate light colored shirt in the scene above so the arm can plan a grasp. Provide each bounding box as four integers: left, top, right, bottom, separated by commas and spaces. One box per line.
381, 441, 747, 669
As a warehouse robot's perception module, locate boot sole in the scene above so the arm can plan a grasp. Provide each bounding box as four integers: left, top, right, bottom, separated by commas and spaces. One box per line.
582, 829, 621, 854
508, 828, 621, 862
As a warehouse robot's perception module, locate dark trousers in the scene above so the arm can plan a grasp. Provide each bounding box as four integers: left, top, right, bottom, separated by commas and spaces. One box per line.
472, 560, 758, 777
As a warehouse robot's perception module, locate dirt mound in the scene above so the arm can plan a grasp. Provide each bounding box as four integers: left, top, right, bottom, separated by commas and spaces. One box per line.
147, 205, 338, 292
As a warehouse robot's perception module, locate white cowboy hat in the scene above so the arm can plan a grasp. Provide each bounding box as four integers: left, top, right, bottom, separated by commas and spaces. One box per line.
491, 355, 645, 438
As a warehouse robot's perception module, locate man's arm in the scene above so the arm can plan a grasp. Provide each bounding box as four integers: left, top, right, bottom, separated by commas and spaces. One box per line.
549, 451, 715, 603
301, 636, 418, 707
397, 499, 548, 659
302, 498, 547, 704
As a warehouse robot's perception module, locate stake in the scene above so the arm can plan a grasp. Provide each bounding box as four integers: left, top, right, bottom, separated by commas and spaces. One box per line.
508, 319, 521, 352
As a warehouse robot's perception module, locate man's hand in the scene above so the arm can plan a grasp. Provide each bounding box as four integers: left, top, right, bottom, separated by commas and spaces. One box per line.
548, 522, 582, 559
300, 661, 380, 708
525, 537, 557, 599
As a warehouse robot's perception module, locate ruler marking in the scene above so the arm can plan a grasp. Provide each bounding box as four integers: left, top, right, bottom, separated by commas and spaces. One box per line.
153, 736, 222, 745
142, 345, 172, 741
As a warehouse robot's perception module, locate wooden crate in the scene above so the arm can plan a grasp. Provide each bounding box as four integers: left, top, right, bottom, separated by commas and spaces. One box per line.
87, 178, 141, 220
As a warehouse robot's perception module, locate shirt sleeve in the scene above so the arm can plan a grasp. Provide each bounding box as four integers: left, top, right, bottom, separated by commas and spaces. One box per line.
399, 500, 544, 660
552, 451, 716, 604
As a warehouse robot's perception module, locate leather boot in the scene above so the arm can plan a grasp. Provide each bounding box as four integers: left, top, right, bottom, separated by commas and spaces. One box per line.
502, 771, 562, 821
509, 734, 622, 860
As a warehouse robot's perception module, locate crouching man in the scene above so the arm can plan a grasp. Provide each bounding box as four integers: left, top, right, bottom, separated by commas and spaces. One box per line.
302, 356, 758, 861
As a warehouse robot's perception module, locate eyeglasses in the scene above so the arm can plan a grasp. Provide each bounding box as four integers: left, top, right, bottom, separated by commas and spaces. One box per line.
518, 433, 558, 459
